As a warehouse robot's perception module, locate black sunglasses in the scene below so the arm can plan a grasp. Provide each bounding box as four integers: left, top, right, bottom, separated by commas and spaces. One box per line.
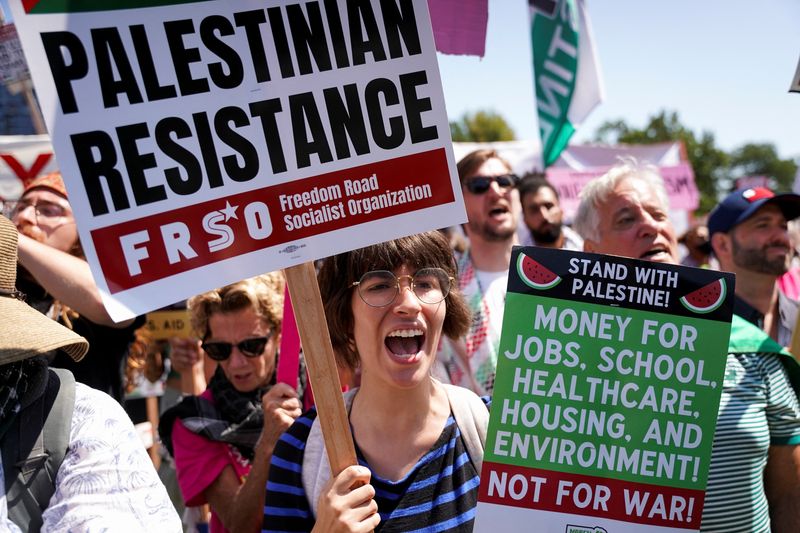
201, 333, 271, 361
463, 174, 520, 195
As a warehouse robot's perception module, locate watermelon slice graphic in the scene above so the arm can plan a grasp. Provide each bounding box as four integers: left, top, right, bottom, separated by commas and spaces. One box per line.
680, 278, 726, 314
517, 253, 561, 290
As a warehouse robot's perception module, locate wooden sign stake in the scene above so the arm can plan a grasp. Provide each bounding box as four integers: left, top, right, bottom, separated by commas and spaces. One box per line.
284, 262, 358, 474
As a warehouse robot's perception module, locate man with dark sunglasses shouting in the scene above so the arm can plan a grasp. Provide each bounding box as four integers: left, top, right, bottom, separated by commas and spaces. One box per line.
434, 149, 519, 395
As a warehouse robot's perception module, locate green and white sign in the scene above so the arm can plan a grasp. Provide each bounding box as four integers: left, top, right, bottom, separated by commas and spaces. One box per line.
475, 247, 734, 533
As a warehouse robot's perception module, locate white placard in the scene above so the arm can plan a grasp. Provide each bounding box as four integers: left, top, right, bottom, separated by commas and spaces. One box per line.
10, 0, 465, 321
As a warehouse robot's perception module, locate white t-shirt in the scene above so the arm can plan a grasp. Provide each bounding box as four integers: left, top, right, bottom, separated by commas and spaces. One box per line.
475, 269, 508, 338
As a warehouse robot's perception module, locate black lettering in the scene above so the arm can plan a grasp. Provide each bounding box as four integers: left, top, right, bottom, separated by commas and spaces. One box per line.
164, 19, 210, 95
117, 122, 165, 206
289, 92, 333, 168
249, 98, 287, 174
234, 10, 272, 83
215, 106, 259, 182
400, 71, 436, 143
349, 0, 387, 65
323, 0, 350, 69
70, 130, 129, 215
130, 25, 178, 101
155, 116, 202, 195
323, 84, 369, 159
381, 0, 421, 58
286, 3, 332, 75
40, 31, 89, 114
267, 7, 295, 79
92, 27, 144, 109
200, 15, 244, 90
365, 78, 403, 149
192, 111, 224, 188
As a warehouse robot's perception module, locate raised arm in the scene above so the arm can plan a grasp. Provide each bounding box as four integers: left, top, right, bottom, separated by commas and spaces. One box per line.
16, 233, 132, 327
205, 382, 301, 532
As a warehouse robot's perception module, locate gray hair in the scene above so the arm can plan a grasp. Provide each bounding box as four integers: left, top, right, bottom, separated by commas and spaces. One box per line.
573, 157, 670, 242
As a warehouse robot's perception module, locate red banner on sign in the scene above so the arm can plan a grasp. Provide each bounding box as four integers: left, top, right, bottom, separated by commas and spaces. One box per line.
92, 148, 453, 293
480, 462, 704, 530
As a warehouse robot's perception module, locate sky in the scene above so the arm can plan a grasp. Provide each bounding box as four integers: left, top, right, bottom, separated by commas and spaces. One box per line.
437, 0, 800, 160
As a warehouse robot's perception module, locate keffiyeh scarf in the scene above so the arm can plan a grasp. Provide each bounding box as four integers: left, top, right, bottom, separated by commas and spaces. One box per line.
159, 366, 271, 461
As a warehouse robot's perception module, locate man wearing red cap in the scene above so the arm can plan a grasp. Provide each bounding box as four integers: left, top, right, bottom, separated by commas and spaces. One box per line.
3, 172, 144, 402
708, 187, 800, 346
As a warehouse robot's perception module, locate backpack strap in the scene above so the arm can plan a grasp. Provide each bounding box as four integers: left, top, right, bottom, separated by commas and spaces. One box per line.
440, 381, 488, 474
5, 368, 75, 532
301, 382, 489, 517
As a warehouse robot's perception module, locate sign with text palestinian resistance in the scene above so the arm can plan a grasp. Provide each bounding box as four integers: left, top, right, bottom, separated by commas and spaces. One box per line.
9, 0, 464, 321
475, 247, 734, 533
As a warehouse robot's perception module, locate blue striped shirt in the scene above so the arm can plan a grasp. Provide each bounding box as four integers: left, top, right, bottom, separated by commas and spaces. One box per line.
263, 399, 490, 532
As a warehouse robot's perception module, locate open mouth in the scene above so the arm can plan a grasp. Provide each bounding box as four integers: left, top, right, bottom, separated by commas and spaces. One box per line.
489, 205, 510, 218
385, 328, 424, 358
640, 246, 670, 260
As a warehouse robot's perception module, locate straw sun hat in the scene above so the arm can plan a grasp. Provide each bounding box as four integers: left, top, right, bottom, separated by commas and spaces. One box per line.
0, 214, 88, 365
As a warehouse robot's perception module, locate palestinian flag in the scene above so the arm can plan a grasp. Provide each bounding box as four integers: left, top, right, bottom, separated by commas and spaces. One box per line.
529, 0, 604, 167
21, 0, 208, 14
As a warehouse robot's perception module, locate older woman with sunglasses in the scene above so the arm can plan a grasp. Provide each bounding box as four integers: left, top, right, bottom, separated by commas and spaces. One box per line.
264, 231, 488, 532
159, 273, 303, 533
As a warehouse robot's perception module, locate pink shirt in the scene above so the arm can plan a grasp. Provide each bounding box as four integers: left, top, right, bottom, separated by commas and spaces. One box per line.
779, 266, 800, 301
172, 390, 251, 533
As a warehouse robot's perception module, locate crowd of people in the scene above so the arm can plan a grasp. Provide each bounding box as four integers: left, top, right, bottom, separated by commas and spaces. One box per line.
2, 149, 800, 532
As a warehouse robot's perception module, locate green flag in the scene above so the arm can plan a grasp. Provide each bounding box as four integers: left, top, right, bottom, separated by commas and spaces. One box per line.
530, 0, 604, 167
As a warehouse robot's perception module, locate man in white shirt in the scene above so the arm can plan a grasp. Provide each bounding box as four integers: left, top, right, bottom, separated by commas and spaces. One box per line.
0, 214, 181, 532
435, 149, 519, 394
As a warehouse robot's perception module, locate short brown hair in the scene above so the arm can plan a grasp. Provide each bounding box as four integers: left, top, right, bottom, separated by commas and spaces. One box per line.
318, 232, 471, 371
188, 272, 285, 339
456, 149, 511, 184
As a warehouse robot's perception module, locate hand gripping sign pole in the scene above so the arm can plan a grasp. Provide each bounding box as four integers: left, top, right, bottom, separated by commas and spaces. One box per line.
284, 262, 358, 474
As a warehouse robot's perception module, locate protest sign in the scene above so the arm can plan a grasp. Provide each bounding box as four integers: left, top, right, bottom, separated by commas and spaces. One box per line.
475, 247, 734, 533
9, 0, 464, 322
547, 162, 699, 218
0, 23, 28, 86
144, 309, 191, 340
0, 135, 55, 199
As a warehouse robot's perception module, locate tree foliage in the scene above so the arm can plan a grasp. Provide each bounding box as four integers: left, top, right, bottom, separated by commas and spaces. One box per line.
592, 110, 797, 214
728, 143, 797, 192
450, 110, 515, 142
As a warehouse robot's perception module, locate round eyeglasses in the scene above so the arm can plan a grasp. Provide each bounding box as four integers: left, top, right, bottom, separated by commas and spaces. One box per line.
352, 268, 453, 307
3, 199, 71, 223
